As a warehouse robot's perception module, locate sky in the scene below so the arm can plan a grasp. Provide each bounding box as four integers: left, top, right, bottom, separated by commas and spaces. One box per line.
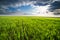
0, 0, 60, 16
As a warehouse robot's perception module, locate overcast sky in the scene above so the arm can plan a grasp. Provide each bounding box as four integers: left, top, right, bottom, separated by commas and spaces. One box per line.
0, 0, 60, 16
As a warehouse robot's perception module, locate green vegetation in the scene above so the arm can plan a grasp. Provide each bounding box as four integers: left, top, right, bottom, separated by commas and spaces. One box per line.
0, 16, 60, 40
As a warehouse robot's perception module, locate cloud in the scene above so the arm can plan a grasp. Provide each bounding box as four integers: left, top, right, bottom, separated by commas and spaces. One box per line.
0, 0, 52, 6
0, 0, 37, 15
31, 5, 51, 15
0, 0, 60, 7
0, 0, 60, 16
48, 1, 60, 16
53, 9, 60, 15
49, 1, 60, 11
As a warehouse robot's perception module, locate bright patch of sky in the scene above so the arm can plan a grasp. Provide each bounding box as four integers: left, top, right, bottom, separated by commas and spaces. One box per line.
31, 5, 52, 16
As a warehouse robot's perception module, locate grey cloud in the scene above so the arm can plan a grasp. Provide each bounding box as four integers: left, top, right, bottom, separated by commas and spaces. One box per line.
48, 1, 60, 15
49, 1, 60, 11
0, 0, 60, 6
0, 0, 51, 5
53, 9, 60, 15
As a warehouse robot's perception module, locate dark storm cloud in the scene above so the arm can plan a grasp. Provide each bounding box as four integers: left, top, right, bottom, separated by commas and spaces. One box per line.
0, 0, 60, 7
0, 0, 52, 9
49, 1, 60, 11
0, 0, 51, 5
0, 0, 28, 5
48, 1, 60, 15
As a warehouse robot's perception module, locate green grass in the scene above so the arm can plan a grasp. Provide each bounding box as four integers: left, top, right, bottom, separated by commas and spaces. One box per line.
0, 16, 60, 40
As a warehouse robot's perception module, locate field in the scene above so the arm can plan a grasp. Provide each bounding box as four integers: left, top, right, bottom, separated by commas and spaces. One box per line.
0, 16, 60, 40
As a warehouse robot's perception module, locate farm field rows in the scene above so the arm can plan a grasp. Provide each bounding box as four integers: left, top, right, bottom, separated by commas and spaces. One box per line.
0, 16, 60, 40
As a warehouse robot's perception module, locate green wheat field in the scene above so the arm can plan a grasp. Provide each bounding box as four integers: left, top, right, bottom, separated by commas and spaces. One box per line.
0, 16, 60, 40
